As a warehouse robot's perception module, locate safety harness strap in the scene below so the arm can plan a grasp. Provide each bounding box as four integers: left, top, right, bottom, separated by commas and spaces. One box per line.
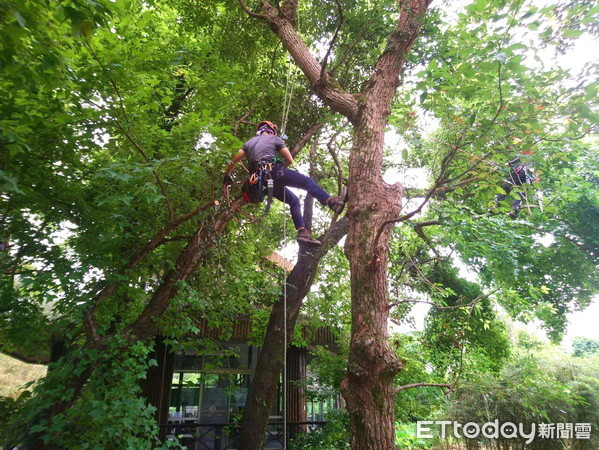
249, 159, 282, 214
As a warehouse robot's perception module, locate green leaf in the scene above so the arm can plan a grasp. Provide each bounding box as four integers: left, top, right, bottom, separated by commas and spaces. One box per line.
7, 143, 23, 158
562, 29, 584, 39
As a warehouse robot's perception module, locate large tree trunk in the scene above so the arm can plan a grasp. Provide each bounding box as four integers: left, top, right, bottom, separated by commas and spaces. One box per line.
340, 115, 403, 449
340, 3, 431, 445
239, 219, 348, 449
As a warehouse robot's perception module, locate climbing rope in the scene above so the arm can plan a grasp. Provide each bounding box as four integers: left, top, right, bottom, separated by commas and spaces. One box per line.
282, 188, 288, 449
280, 12, 300, 140
280, 57, 298, 140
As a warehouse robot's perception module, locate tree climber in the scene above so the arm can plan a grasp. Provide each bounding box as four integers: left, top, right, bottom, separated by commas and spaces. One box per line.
223, 120, 346, 245
493, 156, 535, 217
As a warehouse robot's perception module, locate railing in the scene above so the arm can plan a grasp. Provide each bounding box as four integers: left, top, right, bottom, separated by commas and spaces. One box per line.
160, 420, 328, 449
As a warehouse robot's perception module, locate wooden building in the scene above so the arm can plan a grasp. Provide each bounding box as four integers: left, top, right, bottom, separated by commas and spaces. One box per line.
141, 319, 340, 449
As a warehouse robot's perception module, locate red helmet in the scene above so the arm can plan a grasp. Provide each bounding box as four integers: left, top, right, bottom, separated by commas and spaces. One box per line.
256, 120, 278, 135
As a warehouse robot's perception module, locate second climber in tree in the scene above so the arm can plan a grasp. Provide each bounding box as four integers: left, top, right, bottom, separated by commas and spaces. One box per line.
493, 156, 535, 218
223, 120, 345, 245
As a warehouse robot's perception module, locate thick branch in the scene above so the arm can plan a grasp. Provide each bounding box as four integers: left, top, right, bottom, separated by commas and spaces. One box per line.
239, 0, 359, 120
84, 199, 218, 342
126, 202, 239, 339
363, 0, 431, 106
239, 217, 348, 449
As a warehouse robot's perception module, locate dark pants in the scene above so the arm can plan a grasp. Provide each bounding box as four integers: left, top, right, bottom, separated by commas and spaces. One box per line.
495, 183, 525, 213
272, 167, 330, 229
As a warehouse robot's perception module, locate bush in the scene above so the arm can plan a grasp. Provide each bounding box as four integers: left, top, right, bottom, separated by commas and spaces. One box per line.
288, 410, 350, 450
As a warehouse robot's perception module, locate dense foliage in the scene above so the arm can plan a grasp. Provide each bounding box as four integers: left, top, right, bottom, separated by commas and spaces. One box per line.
0, 0, 597, 447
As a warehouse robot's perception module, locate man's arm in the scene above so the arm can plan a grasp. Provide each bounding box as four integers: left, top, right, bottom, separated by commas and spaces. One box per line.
225, 149, 246, 176
279, 147, 294, 167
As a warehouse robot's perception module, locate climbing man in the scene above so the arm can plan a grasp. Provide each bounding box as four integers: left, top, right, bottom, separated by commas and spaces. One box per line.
493, 156, 534, 217
223, 120, 346, 245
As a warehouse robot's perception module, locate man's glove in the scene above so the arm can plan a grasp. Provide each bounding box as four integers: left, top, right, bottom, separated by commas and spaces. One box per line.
223, 174, 233, 186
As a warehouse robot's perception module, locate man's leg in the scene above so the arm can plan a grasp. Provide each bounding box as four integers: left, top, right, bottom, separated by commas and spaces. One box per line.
281, 167, 346, 214
273, 186, 305, 229
281, 167, 329, 203
274, 184, 321, 245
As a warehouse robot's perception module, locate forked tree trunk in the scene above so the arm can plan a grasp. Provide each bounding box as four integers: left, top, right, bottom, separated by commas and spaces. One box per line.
238, 220, 348, 449
238, 0, 431, 447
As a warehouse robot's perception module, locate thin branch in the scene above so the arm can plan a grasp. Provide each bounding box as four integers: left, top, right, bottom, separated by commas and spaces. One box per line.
233, 95, 264, 137
326, 126, 345, 193
84, 40, 131, 126
320, 0, 344, 81
413, 220, 442, 257
488, 60, 504, 126
83, 45, 176, 223
290, 122, 325, 157
372, 134, 465, 253
121, 129, 175, 223
372, 150, 454, 251
515, 220, 587, 250
404, 176, 481, 199
395, 382, 452, 393
330, 18, 375, 74
389, 297, 477, 312
6, 218, 50, 269
394, 288, 497, 395
531, 126, 596, 145
433, 60, 506, 178
237, 0, 268, 19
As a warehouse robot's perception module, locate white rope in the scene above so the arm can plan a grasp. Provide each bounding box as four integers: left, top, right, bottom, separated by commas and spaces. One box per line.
282, 188, 288, 449
281, 11, 299, 439
280, 59, 298, 138
280, 12, 300, 139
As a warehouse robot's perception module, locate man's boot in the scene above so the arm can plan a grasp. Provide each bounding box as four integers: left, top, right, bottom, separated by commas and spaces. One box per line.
297, 228, 321, 245
326, 189, 347, 215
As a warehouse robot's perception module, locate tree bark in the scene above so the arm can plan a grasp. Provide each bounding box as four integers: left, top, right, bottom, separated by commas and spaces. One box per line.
341, 2, 430, 446
340, 116, 404, 449
238, 218, 348, 449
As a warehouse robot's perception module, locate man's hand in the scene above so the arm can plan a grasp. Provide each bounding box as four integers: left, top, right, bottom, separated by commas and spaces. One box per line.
223, 174, 233, 186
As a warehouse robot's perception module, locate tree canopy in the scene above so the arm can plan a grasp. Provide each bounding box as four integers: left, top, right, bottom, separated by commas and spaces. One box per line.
0, 0, 597, 448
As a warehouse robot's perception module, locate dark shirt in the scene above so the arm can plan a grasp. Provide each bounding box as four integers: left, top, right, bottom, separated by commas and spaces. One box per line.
242, 135, 286, 165
507, 164, 532, 186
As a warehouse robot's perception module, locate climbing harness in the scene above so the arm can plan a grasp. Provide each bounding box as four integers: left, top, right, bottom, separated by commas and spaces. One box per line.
243, 159, 285, 216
